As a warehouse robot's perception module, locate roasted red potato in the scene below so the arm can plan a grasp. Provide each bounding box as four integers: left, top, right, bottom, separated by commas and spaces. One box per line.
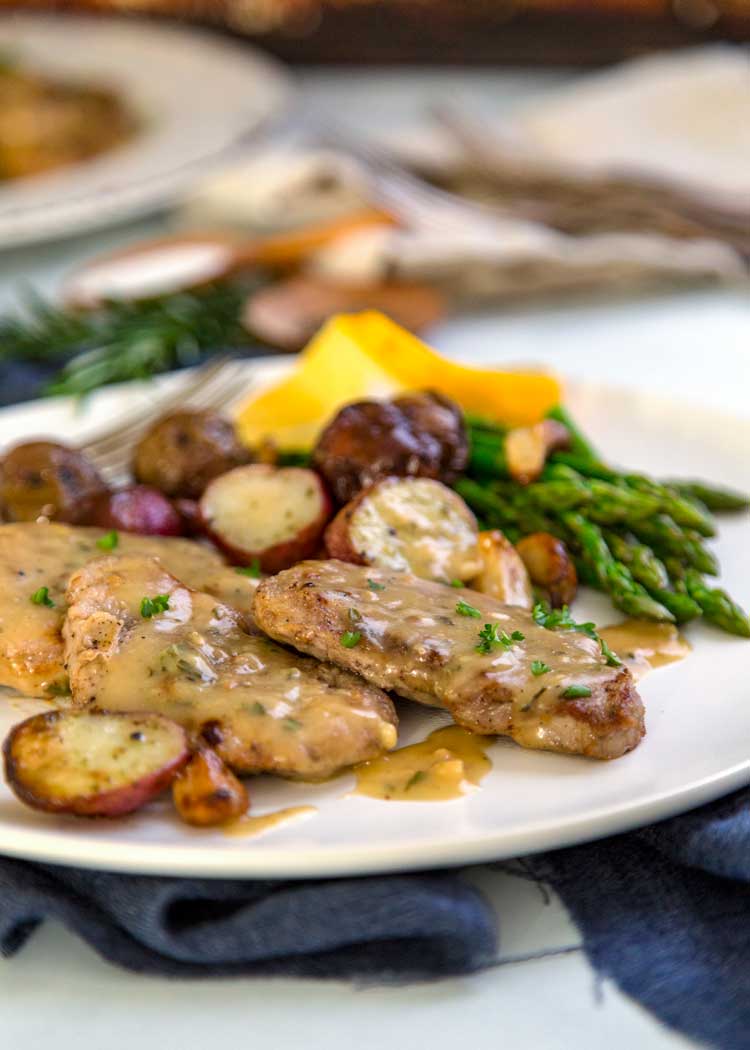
133, 410, 248, 499
91, 485, 183, 536
3, 710, 189, 818
471, 530, 533, 609
516, 532, 578, 608
0, 441, 107, 524
172, 748, 248, 827
200, 464, 332, 573
504, 419, 570, 485
325, 476, 482, 583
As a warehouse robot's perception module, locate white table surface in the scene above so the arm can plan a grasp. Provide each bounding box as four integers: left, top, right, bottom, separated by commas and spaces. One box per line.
1, 65, 741, 1050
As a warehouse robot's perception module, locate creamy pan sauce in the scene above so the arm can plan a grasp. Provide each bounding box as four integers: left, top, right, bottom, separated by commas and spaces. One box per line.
599, 620, 690, 680
0, 522, 258, 698
355, 725, 492, 801
223, 805, 316, 837
63, 555, 397, 780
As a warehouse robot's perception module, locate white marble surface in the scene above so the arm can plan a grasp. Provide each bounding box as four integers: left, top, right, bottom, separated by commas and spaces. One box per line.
0, 65, 737, 1050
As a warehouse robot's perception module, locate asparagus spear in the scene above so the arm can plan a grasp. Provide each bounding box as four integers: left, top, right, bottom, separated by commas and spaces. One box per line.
545, 405, 600, 463
562, 513, 675, 622
668, 481, 750, 513
623, 475, 716, 536
684, 571, 750, 637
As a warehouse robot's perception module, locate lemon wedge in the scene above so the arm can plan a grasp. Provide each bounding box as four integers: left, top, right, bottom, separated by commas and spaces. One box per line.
236, 311, 561, 450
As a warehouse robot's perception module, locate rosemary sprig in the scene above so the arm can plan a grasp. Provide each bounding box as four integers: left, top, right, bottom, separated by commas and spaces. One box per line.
0, 283, 257, 398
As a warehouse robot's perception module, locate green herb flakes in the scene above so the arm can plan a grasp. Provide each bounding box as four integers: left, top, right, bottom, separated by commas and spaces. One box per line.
141, 594, 171, 618
96, 530, 119, 551
341, 630, 362, 649
31, 586, 54, 607
236, 559, 261, 578
456, 599, 481, 618
562, 684, 592, 699
531, 660, 552, 676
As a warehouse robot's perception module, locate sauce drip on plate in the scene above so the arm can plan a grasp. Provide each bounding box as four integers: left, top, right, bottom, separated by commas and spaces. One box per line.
223, 805, 316, 838
599, 620, 690, 681
354, 725, 492, 801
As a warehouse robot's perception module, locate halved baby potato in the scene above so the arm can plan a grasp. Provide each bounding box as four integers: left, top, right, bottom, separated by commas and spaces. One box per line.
324, 476, 482, 583
172, 747, 248, 827
200, 464, 332, 573
3, 710, 189, 818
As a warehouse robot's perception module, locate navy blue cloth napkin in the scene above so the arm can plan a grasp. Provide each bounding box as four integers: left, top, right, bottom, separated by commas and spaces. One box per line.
0, 856, 498, 979
527, 784, 750, 1050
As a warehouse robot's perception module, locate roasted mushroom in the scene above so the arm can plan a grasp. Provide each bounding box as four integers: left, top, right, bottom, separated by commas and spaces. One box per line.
133, 410, 248, 500
312, 391, 468, 504
0, 441, 107, 524
516, 532, 578, 608
393, 391, 469, 481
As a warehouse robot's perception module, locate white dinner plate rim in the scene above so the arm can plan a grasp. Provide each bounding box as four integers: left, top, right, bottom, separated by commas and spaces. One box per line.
0, 360, 747, 878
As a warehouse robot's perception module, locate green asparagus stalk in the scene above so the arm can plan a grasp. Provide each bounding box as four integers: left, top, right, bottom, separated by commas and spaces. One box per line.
545, 405, 600, 463
684, 571, 750, 637
623, 475, 716, 536
668, 481, 750, 513
562, 513, 675, 622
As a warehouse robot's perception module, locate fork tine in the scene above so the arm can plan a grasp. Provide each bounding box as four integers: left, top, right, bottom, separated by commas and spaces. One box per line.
78, 357, 232, 456
85, 362, 254, 482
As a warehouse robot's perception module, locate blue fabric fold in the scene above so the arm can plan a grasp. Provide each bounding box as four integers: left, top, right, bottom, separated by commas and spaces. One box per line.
528, 784, 750, 1050
0, 856, 498, 979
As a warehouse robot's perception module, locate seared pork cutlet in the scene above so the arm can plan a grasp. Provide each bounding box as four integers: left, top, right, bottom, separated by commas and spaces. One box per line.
0, 522, 259, 699
253, 560, 645, 760
63, 555, 397, 779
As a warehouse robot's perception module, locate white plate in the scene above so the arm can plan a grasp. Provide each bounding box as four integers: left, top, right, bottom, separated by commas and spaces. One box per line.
0, 360, 748, 878
0, 15, 291, 249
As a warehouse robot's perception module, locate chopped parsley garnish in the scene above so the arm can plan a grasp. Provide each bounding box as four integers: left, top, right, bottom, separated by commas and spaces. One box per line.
31, 586, 54, 607
349, 607, 362, 623
599, 637, 623, 668
456, 599, 482, 618
450, 578, 464, 588
252, 702, 267, 716
96, 530, 119, 551
405, 770, 427, 790
367, 578, 386, 591
341, 630, 362, 648
476, 623, 525, 654
140, 594, 171, 618
562, 684, 592, 699
533, 602, 620, 666
531, 660, 552, 676
284, 718, 302, 732
235, 559, 261, 578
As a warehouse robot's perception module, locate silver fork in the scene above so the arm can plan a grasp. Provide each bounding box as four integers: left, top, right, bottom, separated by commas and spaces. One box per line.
78, 356, 252, 484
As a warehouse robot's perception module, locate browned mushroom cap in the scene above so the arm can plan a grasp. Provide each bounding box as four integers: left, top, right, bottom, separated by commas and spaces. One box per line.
311, 400, 444, 505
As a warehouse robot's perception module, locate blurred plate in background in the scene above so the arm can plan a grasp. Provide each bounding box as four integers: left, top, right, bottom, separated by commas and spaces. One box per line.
0, 14, 292, 249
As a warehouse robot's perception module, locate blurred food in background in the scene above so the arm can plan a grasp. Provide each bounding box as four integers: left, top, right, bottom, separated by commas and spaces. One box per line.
0, 51, 137, 180
10, 0, 750, 63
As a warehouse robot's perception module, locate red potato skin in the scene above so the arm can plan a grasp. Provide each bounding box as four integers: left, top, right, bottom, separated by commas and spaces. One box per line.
323, 491, 370, 565
173, 498, 203, 537
200, 466, 333, 575
91, 485, 183, 537
3, 711, 190, 818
